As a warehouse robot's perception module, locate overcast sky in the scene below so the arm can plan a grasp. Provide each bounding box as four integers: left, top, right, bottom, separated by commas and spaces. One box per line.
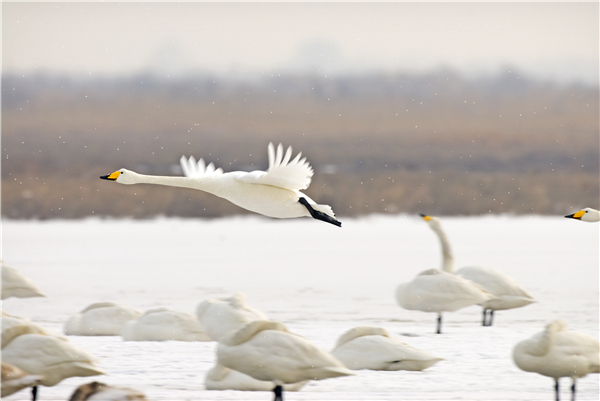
3, 2, 599, 83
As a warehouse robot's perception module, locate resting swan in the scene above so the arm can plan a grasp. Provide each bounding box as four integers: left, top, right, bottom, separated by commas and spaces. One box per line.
69, 381, 148, 401
513, 319, 599, 401
217, 320, 354, 401
331, 327, 443, 371
420, 214, 536, 326
205, 362, 308, 392
1, 265, 45, 300
121, 307, 210, 341
565, 208, 600, 222
64, 301, 142, 336
1, 362, 43, 398
100, 142, 341, 227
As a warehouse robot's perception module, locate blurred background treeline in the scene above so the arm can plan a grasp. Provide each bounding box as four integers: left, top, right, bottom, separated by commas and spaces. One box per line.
2, 69, 599, 220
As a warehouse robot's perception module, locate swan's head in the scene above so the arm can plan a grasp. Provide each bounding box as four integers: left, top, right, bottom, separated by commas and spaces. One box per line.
99, 169, 136, 185
419, 214, 442, 229
564, 207, 600, 222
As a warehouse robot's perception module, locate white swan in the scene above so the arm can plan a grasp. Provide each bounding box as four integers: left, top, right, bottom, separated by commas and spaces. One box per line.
419, 214, 537, 326
1, 265, 45, 299
100, 142, 341, 227
2, 325, 105, 401
565, 207, 600, 222
121, 307, 211, 341
69, 381, 148, 401
331, 326, 443, 371
217, 320, 354, 401
1, 362, 43, 398
513, 319, 599, 401
205, 362, 308, 392
196, 293, 268, 341
64, 301, 142, 336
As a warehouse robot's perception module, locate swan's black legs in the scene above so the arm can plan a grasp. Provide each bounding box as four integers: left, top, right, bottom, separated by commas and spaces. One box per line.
273, 385, 283, 401
32, 386, 38, 401
298, 197, 342, 227
482, 309, 495, 326
482, 309, 488, 326
555, 379, 560, 401
571, 380, 576, 401
436, 314, 442, 334
488, 310, 494, 326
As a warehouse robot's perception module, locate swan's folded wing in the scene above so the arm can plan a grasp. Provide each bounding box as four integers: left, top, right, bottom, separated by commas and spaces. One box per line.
238, 143, 314, 190
180, 156, 224, 178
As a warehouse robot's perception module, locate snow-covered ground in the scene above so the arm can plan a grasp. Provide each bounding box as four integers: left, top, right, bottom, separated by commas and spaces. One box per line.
2, 215, 598, 400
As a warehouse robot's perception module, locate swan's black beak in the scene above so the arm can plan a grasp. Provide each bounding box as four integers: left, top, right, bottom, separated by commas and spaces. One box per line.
419, 213, 427, 217
100, 171, 120, 181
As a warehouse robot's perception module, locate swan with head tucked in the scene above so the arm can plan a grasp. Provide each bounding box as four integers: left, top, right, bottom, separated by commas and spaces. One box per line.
64, 301, 142, 336
217, 320, 354, 401
331, 326, 443, 371
100, 142, 341, 227
2, 325, 105, 401
1, 265, 45, 300
513, 319, 599, 401
68, 381, 148, 401
564, 208, 600, 222
196, 293, 268, 342
420, 214, 536, 326
1, 362, 43, 398
121, 307, 211, 341
205, 362, 308, 392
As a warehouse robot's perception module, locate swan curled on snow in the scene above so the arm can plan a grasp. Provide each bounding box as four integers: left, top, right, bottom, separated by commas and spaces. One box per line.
100, 142, 341, 227
513, 319, 599, 401
64, 301, 142, 336
419, 214, 536, 326
2, 325, 105, 401
217, 320, 354, 401
1, 362, 43, 398
205, 362, 308, 392
331, 327, 443, 371
69, 381, 149, 401
196, 293, 268, 342
1, 265, 45, 300
121, 307, 210, 342
2, 313, 66, 340
564, 207, 600, 222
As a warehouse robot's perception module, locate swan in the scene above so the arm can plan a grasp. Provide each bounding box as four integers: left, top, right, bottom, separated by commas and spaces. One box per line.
100, 142, 341, 227
2, 312, 66, 340
2, 324, 106, 401
331, 326, 443, 371
513, 319, 599, 401
217, 320, 354, 401
64, 301, 142, 336
205, 362, 308, 392
1, 265, 45, 299
69, 381, 148, 401
1, 362, 43, 398
420, 214, 536, 326
565, 207, 600, 222
196, 293, 268, 341
121, 307, 211, 341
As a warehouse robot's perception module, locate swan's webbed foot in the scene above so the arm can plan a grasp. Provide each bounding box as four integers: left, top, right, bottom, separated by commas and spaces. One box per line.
298, 197, 342, 227
273, 385, 283, 401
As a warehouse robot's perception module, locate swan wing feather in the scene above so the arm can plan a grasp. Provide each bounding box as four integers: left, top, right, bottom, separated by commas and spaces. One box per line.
180, 156, 224, 178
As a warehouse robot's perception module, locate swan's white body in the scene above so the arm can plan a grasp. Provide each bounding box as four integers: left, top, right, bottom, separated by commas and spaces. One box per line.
101, 143, 339, 224
196, 293, 268, 342
121, 307, 210, 341
1, 362, 43, 398
421, 215, 535, 323
513, 320, 599, 398
205, 362, 308, 391
2, 313, 66, 341
331, 327, 443, 371
1, 325, 105, 387
565, 207, 600, 222
70, 381, 148, 401
217, 320, 354, 387
1, 265, 45, 299
64, 301, 142, 336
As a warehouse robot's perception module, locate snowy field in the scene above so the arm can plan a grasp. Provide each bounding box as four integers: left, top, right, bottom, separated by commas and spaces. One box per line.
2, 215, 599, 401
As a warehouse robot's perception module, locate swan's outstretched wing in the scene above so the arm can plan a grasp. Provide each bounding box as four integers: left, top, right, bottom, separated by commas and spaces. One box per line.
180, 156, 224, 178
239, 143, 314, 190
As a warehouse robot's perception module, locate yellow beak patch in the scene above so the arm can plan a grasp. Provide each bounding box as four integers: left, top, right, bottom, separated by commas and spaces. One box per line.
572, 210, 586, 219
421, 215, 432, 221
107, 171, 121, 180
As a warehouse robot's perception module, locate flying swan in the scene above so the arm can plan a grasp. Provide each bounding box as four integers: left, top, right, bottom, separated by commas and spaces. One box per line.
564, 208, 600, 222
512, 319, 599, 401
100, 143, 341, 227
420, 214, 536, 326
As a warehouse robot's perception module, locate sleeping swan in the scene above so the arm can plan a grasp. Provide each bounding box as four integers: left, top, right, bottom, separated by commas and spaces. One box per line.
420, 214, 536, 326
121, 307, 210, 341
205, 362, 308, 392
100, 142, 341, 227
1, 265, 45, 300
564, 208, 600, 222
331, 327, 443, 371
64, 302, 142, 336
513, 319, 599, 401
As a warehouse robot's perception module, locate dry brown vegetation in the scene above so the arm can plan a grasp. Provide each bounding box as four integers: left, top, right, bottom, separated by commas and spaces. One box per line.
2, 70, 598, 219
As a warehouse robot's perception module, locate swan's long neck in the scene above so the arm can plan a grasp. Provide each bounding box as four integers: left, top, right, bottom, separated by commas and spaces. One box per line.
432, 225, 455, 273
128, 172, 222, 196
